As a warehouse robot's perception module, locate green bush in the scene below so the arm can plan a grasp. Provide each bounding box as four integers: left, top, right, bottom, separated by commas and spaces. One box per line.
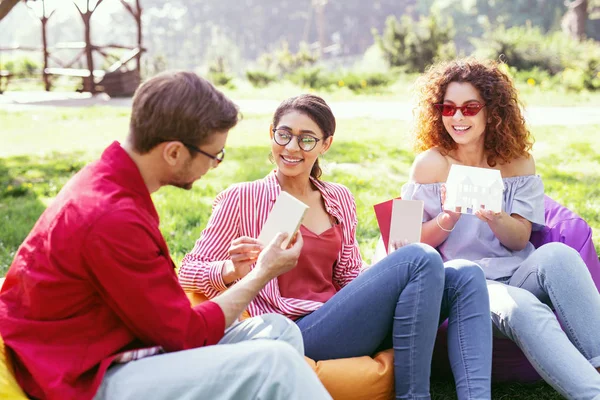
245, 70, 278, 87
373, 13, 456, 73
287, 67, 335, 90
207, 57, 235, 89
473, 24, 600, 92
340, 72, 393, 93
258, 41, 319, 76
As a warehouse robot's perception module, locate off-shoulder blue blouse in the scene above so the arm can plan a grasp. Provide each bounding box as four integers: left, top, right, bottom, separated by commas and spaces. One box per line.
402, 175, 545, 280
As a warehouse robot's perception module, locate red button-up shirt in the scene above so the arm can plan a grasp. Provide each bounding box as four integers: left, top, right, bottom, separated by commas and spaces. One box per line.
0, 142, 225, 400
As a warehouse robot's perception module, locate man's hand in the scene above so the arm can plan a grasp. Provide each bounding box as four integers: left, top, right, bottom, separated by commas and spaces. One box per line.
254, 232, 304, 281
212, 232, 303, 328
222, 236, 264, 284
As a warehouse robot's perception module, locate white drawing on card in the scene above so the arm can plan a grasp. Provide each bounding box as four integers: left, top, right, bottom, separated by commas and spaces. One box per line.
258, 191, 309, 249
444, 165, 504, 214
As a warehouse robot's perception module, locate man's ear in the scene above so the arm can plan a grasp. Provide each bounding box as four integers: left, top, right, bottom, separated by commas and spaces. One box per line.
162, 142, 185, 166
321, 136, 334, 154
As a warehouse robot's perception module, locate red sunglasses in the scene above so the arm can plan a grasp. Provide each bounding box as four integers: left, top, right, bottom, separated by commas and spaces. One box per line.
434, 103, 486, 117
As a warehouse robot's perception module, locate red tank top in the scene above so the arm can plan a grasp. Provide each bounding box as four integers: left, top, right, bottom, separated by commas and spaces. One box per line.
277, 224, 343, 305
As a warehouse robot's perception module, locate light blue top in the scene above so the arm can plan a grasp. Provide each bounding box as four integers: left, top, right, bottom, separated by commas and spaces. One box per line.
401, 175, 546, 280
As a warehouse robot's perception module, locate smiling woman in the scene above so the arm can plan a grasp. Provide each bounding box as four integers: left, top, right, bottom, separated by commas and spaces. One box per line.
403, 57, 600, 399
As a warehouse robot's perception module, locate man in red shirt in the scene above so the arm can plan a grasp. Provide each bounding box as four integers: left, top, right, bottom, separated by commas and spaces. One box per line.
0, 71, 331, 400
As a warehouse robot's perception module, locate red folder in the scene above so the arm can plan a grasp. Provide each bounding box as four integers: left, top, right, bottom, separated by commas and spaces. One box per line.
373, 197, 401, 252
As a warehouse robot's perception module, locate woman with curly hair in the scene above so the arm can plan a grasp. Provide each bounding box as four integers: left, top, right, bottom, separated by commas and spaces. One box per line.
402, 58, 600, 399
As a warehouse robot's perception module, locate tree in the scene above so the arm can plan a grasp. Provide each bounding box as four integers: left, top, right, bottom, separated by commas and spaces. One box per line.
0, 0, 20, 21
562, 0, 588, 39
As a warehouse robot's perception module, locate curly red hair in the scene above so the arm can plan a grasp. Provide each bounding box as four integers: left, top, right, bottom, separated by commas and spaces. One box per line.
411, 58, 533, 166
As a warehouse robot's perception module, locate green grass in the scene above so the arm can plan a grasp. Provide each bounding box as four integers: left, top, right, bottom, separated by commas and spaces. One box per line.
1, 106, 598, 399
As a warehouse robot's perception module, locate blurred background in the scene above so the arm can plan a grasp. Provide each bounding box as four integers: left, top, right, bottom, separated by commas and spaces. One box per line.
1, 0, 600, 97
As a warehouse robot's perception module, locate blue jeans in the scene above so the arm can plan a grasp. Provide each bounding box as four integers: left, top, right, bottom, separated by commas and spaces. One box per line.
488, 242, 600, 400
296, 244, 492, 400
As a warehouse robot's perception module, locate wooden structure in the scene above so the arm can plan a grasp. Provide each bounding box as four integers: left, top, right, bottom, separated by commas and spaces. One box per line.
0, 0, 144, 96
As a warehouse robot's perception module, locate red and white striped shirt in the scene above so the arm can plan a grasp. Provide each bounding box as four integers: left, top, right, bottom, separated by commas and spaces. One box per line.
179, 170, 367, 319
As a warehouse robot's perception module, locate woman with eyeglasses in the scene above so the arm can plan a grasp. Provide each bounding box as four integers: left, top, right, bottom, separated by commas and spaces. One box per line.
402, 58, 600, 399
180, 94, 493, 399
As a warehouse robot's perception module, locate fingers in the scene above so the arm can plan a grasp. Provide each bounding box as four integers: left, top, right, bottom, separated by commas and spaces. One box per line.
288, 231, 303, 253
270, 232, 289, 248
229, 242, 263, 255
389, 239, 410, 253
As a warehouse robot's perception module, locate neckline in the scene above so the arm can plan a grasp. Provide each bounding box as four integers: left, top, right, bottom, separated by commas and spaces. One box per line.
300, 224, 340, 237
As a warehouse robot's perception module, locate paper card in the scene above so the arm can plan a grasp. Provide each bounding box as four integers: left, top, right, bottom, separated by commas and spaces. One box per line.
258, 191, 309, 248
389, 199, 424, 252
374, 198, 423, 254
373, 197, 399, 252
444, 164, 504, 214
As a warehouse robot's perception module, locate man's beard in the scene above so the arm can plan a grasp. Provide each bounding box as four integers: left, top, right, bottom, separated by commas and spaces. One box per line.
166, 160, 195, 190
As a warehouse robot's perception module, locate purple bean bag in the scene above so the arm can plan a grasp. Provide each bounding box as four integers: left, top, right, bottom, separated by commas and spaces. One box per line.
432, 195, 600, 382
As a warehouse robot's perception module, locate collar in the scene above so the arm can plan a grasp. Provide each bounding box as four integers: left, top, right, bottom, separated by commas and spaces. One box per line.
263, 170, 341, 219
99, 141, 159, 223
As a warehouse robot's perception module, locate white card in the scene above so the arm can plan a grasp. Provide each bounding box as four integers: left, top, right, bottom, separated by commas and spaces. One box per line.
444, 164, 504, 214
258, 191, 309, 248
389, 199, 424, 253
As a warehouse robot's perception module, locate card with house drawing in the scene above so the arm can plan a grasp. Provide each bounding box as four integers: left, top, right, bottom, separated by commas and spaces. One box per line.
258, 191, 309, 249
444, 164, 504, 214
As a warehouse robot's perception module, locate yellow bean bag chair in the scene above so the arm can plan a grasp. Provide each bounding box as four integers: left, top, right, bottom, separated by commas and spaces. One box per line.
0, 277, 29, 400
186, 291, 395, 400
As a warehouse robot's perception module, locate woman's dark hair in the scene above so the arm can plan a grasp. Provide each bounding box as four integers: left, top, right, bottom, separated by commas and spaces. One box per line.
272, 94, 336, 179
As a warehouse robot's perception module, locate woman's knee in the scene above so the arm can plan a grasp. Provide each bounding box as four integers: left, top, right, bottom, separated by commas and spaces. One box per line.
391, 243, 444, 276
444, 260, 487, 291
535, 242, 586, 278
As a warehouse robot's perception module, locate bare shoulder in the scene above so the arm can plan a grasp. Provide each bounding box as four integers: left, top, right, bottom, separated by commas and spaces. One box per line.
502, 154, 536, 177
409, 148, 450, 184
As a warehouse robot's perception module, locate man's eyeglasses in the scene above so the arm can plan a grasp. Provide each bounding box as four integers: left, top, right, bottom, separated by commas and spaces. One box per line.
181, 142, 225, 165
272, 129, 321, 152
434, 103, 486, 117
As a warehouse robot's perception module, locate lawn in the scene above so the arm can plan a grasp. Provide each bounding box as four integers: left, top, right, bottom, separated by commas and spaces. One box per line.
1, 106, 598, 399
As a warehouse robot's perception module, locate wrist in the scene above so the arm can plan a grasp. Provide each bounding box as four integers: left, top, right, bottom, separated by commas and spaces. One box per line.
222, 260, 238, 285
436, 212, 457, 232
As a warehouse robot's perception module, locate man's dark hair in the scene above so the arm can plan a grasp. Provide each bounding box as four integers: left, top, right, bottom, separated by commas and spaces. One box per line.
129, 71, 239, 153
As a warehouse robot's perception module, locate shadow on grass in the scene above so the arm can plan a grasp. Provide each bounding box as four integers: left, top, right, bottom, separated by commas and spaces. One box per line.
0, 152, 87, 275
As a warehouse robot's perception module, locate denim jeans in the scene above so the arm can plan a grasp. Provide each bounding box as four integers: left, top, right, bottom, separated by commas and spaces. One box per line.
488, 242, 600, 400
441, 260, 492, 400
296, 243, 492, 400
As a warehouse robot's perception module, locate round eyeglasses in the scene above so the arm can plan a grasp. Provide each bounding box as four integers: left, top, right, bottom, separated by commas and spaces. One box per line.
433, 103, 486, 117
272, 129, 321, 152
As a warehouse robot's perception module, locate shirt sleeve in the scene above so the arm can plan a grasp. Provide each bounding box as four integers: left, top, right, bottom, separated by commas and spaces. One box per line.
401, 182, 443, 222
333, 186, 366, 287
82, 209, 225, 352
504, 175, 545, 231
179, 185, 242, 297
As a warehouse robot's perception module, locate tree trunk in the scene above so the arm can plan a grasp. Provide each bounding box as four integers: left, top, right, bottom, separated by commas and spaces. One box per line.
562, 0, 588, 40
83, 12, 95, 93
0, 0, 20, 21
41, 16, 50, 91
